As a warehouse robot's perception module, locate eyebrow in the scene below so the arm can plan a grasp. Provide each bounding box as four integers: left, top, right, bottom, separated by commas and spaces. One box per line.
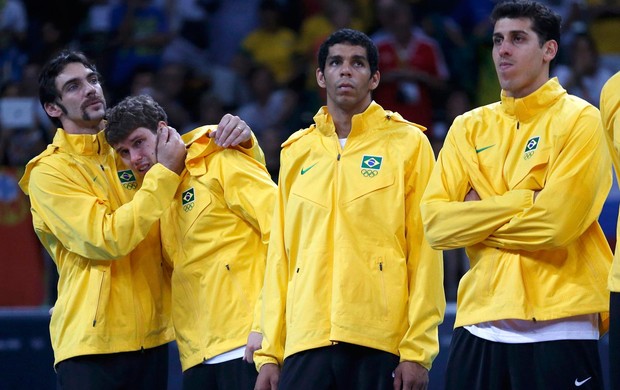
493, 29, 529, 37
327, 54, 368, 62
59, 70, 96, 92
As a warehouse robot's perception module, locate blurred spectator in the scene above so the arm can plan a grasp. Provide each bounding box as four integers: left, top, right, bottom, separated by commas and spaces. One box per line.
205, 0, 261, 68
553, 32, 614, 106
28, 21, 65, 67
72, 0, 116, 78
108, 0, 172, 98
128, 64, 157, 97
0, 79, 46, 167
0, 0, 28, 85
586, 0, 620, 71
235, 64, 299, 136
237, 0, 299, 87
235, 64, 299, 179
371, 0, 449, 137
149, 62, 193, 133
297, 0, 364, 122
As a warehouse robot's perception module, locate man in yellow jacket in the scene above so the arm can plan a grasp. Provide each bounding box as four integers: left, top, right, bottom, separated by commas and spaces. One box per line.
254, 28, 445, 390
420, 2, 612, 389
601, 70, 620, 390
105, 94, 276, 390
19, 50, 255, 389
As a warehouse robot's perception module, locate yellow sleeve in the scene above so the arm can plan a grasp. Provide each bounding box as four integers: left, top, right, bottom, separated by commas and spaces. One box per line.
236, 132, 266, 166
484, 107, 612, 250
420, 126, 533, 250
254, 149, 291, 370
27, 162, 180, 260
399, 133, 445, 369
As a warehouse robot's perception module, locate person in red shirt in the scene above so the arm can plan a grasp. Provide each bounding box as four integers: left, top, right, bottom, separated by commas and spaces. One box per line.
371, 0, 449, 138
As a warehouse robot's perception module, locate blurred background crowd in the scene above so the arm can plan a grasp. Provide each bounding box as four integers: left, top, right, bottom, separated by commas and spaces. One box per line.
1, 0, 619, 307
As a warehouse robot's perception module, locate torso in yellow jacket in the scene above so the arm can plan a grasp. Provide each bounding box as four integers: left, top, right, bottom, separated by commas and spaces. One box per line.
19, 129, 180, 365
161, 127, 276, 371
255, 102, 445, 371
601, 71, 620, 292
421, 78, 613, 331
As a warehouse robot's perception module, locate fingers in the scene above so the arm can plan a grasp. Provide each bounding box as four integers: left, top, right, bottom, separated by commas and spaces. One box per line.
214, 114, 252, 147
243, 349, 254, 363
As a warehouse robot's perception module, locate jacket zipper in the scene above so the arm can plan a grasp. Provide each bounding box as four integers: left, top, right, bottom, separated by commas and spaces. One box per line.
92, 271, 106, 326
379, 261, 388, 317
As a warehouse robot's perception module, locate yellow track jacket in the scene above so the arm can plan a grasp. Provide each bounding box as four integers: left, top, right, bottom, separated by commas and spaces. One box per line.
161, 127, 276, 371
254, 102, 445, 371
601, 71, 620, 292
421, 78, 612, 331
19, 129, 180, 366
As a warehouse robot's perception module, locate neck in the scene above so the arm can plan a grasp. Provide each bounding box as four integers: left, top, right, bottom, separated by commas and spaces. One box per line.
328, 99, 371, 139
61, 120, 105, 135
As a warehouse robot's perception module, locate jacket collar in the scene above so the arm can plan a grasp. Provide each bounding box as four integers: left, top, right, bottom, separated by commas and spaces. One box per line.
313, 101, 388, 137
500, 77, 566, 122
52, 127, 110, 156
181, 126, 219, 176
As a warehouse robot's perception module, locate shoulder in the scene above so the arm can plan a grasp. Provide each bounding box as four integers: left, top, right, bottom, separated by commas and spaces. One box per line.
282, 126, 316, 149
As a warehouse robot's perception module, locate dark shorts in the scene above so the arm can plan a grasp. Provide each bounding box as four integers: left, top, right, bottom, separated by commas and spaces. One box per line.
445, 327, 603, 390
279, 343, 400, 390
55, 343, 169, 390
182, 357, 257, 390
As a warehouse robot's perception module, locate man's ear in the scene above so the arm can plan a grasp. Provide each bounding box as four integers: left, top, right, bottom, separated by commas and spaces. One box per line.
157, 120, 168, 132
369, 70, 380, 91
316, 68, 326, 89
44, 102, 63, 119
543, 40, 558, 63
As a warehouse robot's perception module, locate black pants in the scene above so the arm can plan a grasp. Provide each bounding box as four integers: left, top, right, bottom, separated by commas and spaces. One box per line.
610, 292, 620, 390
182, 357, 257, 390
445, 327, 603, 390
279, 343, 399, 390
55, 343, 169, 390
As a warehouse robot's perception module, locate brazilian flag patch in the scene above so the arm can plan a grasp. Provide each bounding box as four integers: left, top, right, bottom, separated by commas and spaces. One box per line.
523, 136, 540, 160
182, 188, 195, 212
360, 155, 383, 177
117, 170, 136, 190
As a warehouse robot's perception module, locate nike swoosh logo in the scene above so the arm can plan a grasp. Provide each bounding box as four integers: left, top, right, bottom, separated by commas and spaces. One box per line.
301, 163, 318, 175
475, 144, 496, 153
575, 377, 592, 386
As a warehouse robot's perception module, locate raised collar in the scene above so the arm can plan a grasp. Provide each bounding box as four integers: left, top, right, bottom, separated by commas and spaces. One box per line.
182, 126, 219, 176
500, 77, 566, 122
313, 101, 388, 137
52, 128, 110, 156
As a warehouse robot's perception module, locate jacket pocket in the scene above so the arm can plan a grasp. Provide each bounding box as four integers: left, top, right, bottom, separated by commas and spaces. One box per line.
342, 173, 395, 204
509, 148, 550, 190
89, 265, 109, 327
336, 252, 394, 323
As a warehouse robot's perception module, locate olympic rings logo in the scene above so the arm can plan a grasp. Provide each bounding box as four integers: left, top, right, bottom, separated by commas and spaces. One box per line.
361, 169, 378, 177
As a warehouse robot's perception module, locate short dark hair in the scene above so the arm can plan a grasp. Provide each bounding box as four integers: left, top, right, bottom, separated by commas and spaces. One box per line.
491, 0, 562, 47
317, 28, 379, 77
38, 50, 100, 128
105, 94, 167, 147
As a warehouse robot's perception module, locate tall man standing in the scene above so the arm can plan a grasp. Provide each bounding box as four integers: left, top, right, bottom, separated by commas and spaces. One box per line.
254, 28, 445, 390
421, 2, 613, 389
